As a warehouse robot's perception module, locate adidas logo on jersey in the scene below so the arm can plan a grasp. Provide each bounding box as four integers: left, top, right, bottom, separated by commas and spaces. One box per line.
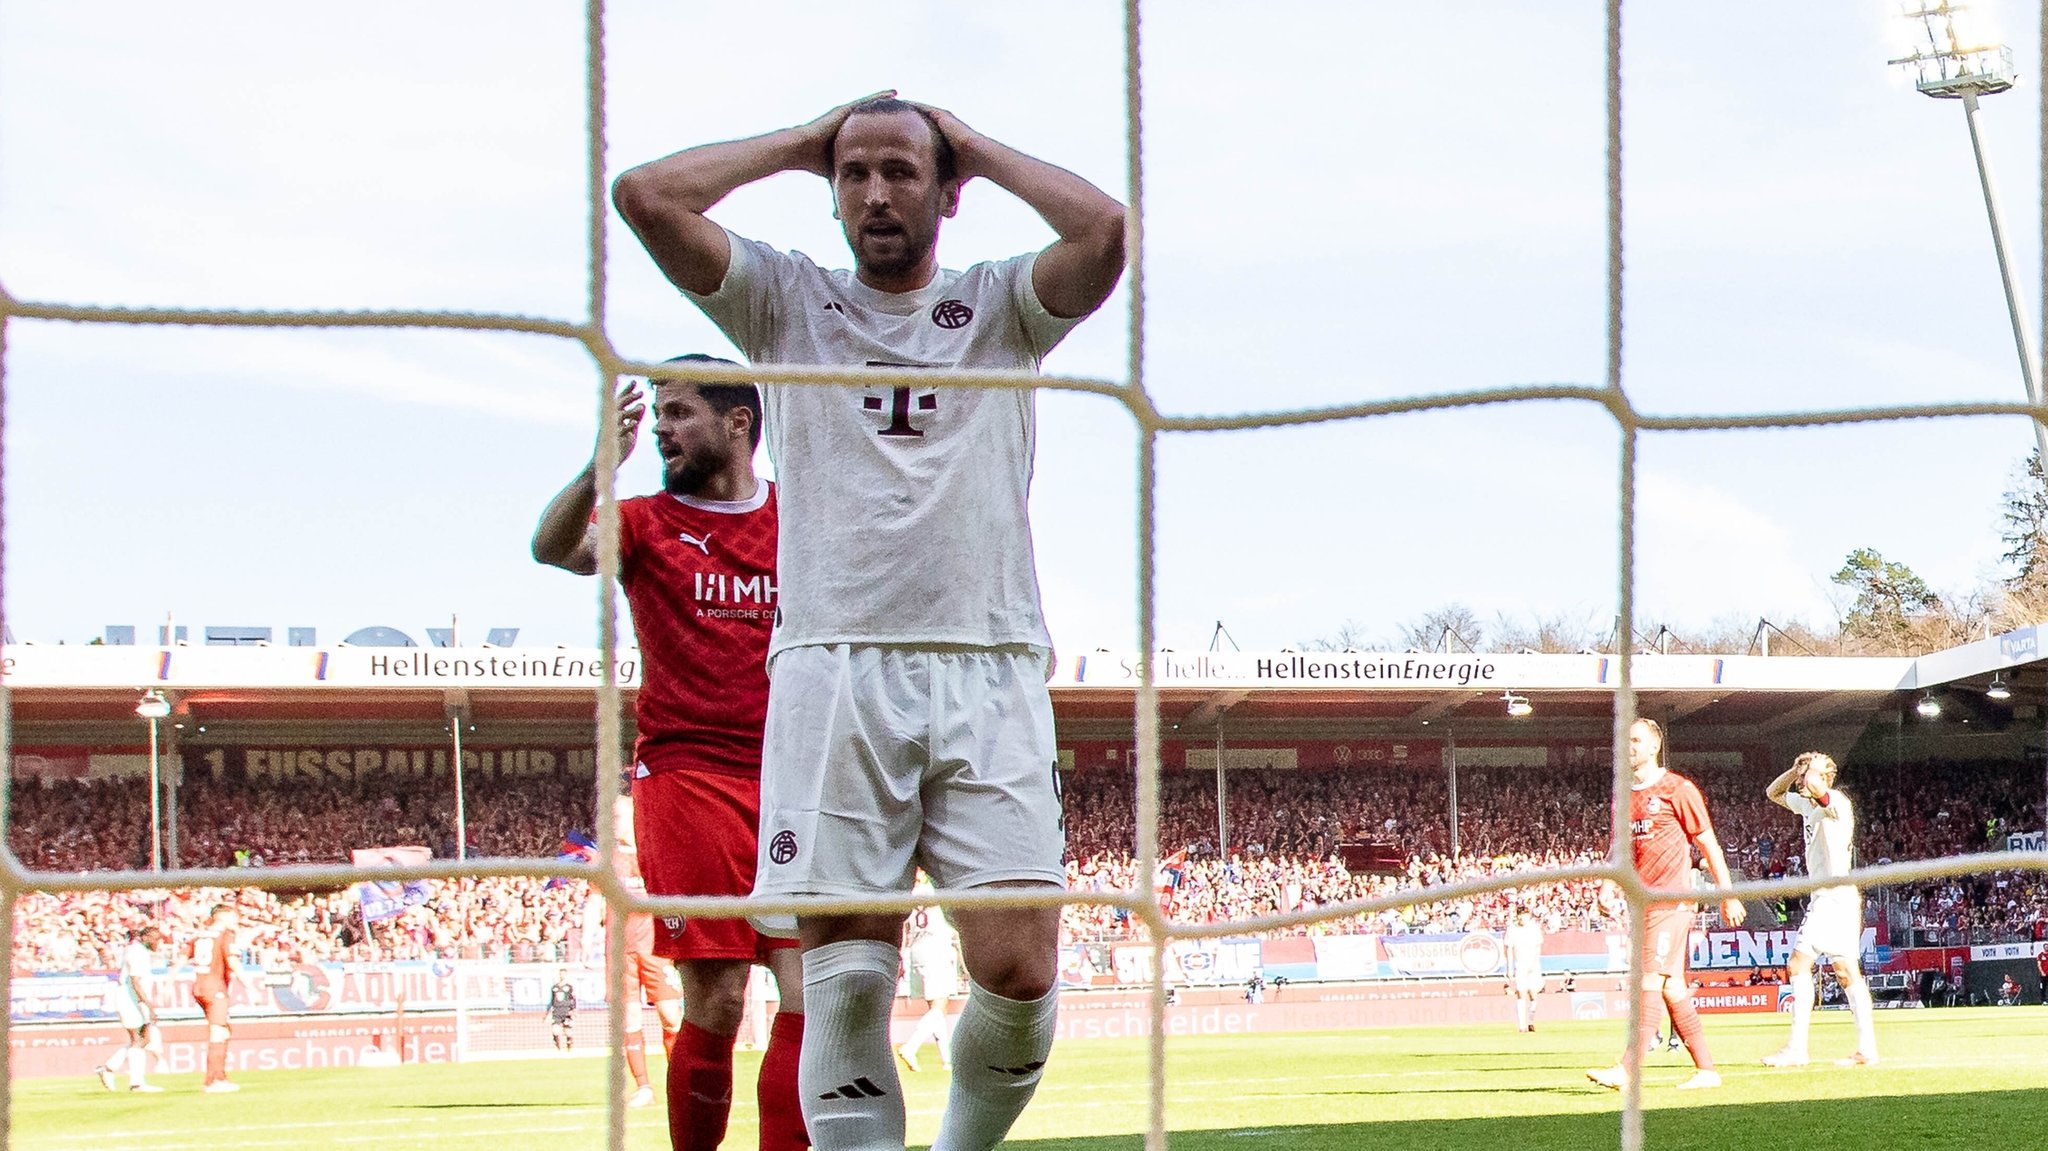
817, 1077, 888, 1100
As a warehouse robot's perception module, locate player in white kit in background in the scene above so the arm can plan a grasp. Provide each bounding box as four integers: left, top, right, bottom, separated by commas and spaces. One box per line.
96, 925, 165, 1093
899, 876, 962, 1073
1503, 907, 1545, 1033
1762, 751, 1880, 1068
614, 91, 1125, 1151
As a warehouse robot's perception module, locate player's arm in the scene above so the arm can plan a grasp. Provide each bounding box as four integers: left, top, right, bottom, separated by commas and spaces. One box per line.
1691, 828, 1747, 927
532, 385, 644, 575
916, 104, 1127, 320
613, 91, 896, 295
1764, 765, 1801, 809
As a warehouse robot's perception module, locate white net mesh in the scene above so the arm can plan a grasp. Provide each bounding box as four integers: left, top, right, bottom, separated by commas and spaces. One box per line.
4, 2, 2048, 1149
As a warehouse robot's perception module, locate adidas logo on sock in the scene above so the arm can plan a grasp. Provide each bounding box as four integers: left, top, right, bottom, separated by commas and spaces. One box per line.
817, 1077, 889, 1100
987, 1061, 1046, 1076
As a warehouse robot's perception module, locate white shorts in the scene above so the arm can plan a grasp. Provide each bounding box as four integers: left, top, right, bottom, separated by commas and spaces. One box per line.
754, 645, 1066, 907
910, 954, 961, 1001
113, 990, 148, 1032
1794, 887, 1862, 962
1513, 968, 1543, 996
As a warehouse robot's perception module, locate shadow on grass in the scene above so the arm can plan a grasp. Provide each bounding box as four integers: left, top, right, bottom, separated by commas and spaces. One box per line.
989, 1087, 2048, 1151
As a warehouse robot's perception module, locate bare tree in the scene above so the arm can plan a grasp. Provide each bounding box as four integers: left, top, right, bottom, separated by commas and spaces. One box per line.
1396, 604, 1484, 653
1299, 619, 1373, 652
1490, 611, 1602, 653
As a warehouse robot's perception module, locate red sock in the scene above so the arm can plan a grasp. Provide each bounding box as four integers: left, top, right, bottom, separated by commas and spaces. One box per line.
205, 1040, 227, 1084
667, 1022, 736, 1151
1636, 989, 1663, 1058
1667, 994, 1713, 1069
625, 1038, 650, 1089
757, 1012, 808, 1151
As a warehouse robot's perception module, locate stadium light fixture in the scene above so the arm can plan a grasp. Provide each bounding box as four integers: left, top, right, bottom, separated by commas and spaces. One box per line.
1889, 3, 2048, 466
1915, 692, 1943, 719
135, 690, 171, 872
1986, 674, 2012, 701
1503, 692, 1533, 719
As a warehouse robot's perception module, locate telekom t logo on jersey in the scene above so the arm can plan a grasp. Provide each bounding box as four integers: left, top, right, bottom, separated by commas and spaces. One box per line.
863, 361, 938, 438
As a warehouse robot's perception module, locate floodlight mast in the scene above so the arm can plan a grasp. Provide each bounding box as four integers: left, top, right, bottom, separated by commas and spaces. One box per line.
1889, 3, 2048, 467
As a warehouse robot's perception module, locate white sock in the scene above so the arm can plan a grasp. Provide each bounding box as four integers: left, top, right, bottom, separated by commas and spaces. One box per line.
1845, 979, 1877, 1057
1787, 970, 1814, 1052
128, 1048, 149, 1088
932, 983, 1056, 1151
105, 1047, 128, 1073
1514, 997, 1530, 1029
800, 939, 906, 1151
908, 1003, 945, 1050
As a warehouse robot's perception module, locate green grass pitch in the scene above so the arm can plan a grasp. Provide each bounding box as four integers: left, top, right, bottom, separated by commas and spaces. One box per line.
13, 1009, 2046, 1150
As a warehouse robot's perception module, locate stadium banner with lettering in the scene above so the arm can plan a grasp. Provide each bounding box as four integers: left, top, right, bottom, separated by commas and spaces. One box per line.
7, 961, 636, 1025
2, 644, 1920, 692
1969, 940, 2045, 962
1690, 927, 1878, 969
2004, 830, 2045, 852
1309, 935, 1382, 982
198, 744, 598, 782
1381, 932, 1507, 978
1109, 939, 1264, 986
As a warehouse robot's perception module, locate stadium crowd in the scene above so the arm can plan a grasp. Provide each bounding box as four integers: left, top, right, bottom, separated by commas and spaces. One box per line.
10, 754, 2045, 972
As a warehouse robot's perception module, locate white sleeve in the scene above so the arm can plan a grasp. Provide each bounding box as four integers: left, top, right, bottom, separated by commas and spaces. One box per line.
1003, 250, 1085, 361
683, 229, 792, 360
1783, 791, 1816, 817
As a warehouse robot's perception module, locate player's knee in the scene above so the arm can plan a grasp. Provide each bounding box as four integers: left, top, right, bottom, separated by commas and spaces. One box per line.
208, 1025, 231, 1043
969, 953, 1057, 1001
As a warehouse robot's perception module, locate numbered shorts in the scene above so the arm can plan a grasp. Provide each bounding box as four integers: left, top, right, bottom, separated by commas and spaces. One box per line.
754, 645, 1067, 909
1794, 887, 1862, 962
1641, 904, 1696, 980
632, 765, 794, 963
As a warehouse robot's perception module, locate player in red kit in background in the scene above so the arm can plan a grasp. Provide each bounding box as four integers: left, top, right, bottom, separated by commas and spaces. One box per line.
189, 904, 241, 1093
534, 355, 807, 1151
1588, 718, 1746, 1092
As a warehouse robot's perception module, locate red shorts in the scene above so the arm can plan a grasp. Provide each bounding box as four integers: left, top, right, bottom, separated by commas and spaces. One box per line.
632, 765, 794, 963
193, 990, 230, 1027
1641, 904, 1696, 980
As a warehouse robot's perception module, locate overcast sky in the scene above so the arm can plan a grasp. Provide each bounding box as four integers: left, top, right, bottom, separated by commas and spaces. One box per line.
4, 1, 2045, 654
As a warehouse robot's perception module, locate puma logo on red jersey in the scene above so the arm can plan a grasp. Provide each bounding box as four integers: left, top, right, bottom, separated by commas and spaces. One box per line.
677, 530, 711, 555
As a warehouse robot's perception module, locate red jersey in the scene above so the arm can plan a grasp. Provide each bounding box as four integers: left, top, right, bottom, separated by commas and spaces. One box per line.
1629, 769, 1712, 892
616, 484, 777, 775
188, 930, 232, 997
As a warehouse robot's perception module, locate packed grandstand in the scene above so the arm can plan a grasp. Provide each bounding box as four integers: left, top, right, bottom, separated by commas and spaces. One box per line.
13, 754, 2044, 975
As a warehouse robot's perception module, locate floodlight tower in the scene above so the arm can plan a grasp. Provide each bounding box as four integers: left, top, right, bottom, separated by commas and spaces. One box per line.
1890, 3, 2048, 465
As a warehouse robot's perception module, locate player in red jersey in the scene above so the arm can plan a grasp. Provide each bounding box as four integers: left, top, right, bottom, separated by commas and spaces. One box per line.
1588, 718, 1746, 1092
534, 355, 807, 1151
188, 905, 241, 1093
599, 793, 685, 1107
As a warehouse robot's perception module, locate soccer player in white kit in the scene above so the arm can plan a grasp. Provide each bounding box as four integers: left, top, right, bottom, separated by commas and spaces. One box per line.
96, 926, 165, 1092
1762, 752, 1879, 1068
1504, 907, 1544, 1033
899, 878, 962, 1073
614, 91, 1125, 1151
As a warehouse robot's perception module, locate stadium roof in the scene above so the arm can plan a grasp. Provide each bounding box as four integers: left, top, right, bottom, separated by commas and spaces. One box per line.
5, 625, 2043, 749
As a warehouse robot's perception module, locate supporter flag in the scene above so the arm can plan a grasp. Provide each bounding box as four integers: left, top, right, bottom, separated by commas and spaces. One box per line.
1154, 849, 1187, 894
545, 830, 599, 890
351, 846, 434, 922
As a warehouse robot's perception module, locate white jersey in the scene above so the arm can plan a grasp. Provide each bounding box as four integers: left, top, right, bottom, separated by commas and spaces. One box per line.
906, 903, 959, 969
686, 230, 1081, 656
1505, 921, 1544, 977
1785, 789, 1856, 898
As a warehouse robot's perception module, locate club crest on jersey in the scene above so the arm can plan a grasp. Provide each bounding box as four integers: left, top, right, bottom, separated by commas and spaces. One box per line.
930, 299, 974, 329
677, 530, 711, 555
768, 829, 799, 865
